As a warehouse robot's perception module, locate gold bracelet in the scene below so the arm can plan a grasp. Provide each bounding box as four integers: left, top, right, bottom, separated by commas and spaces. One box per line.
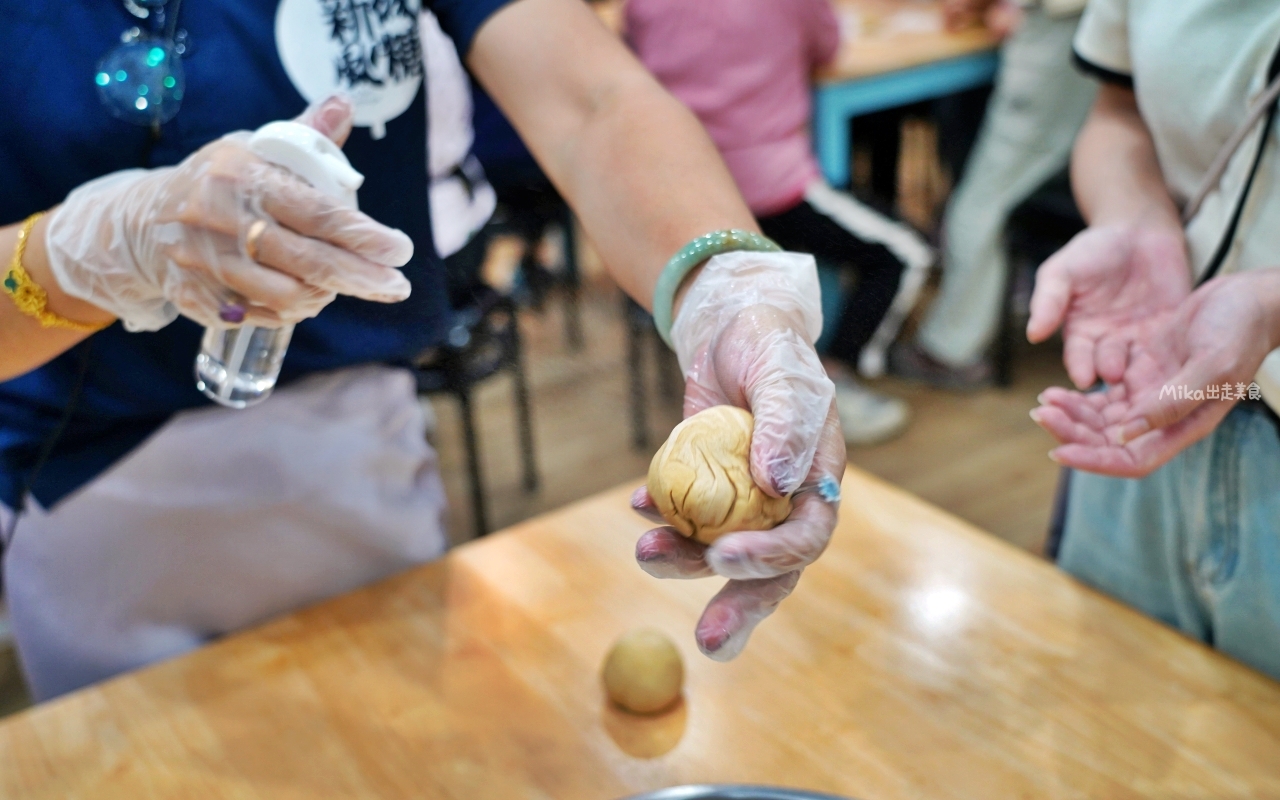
4, 212, 109, 333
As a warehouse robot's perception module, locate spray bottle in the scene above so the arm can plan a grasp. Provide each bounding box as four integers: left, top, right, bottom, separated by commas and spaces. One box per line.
194, 121, 364, 408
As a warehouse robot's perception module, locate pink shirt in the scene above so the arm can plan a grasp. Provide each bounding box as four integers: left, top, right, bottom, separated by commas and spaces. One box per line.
625, 0, 840, 216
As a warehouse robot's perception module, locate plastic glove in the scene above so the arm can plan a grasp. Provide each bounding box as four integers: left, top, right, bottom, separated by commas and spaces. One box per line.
1026, 224, 1191, 390
632, 250, 845, 662
44, 96, 414, 332
1031, 269, 1280, 477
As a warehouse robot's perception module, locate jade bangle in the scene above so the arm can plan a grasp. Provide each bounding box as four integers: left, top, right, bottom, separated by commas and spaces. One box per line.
653, 229, 781, 348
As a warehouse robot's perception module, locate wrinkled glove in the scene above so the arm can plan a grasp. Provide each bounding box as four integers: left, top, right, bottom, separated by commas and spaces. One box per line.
45, 96, 414, 332
632, 250, 845, 661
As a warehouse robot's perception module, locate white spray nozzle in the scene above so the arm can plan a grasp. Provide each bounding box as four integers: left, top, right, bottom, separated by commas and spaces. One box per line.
248, 120, 364, 208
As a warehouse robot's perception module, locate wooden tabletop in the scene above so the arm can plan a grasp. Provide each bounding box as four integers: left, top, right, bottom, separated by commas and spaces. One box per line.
819, 0, 1001, 82
2, 467, 1278, 798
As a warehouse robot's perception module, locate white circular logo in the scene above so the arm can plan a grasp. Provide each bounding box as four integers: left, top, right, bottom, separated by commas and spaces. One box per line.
275, 0, 424, 139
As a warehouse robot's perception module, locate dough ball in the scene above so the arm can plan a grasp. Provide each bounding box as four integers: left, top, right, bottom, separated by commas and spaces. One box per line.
602, 628, 684, 714
647, 405, 791, 545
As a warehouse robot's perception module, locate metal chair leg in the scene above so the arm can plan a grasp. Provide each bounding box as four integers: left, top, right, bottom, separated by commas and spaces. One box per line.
994, 239, 1018, 388
560, 208, 584, 352
508, 316, 539, 493
456, 387, 489, 538
625, 297, 649, 451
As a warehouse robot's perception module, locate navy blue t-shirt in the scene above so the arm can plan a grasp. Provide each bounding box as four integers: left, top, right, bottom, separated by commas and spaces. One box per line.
0, 0, 509, 509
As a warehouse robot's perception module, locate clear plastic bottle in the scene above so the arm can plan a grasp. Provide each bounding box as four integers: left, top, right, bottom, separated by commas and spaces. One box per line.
195, 121, 363, 408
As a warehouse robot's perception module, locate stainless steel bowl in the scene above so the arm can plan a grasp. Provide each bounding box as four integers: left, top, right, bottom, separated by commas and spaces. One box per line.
621, 786, 856, 800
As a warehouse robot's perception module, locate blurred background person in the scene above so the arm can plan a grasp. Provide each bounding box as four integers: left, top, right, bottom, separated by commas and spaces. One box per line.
626, 0, 935, 446
891, 0, 1094, 387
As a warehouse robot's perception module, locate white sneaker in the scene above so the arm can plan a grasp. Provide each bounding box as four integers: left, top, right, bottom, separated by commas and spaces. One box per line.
834, 379, 910, 446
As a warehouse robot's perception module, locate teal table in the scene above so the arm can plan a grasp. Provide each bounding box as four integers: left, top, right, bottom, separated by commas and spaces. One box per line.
814, 50, 1000, 186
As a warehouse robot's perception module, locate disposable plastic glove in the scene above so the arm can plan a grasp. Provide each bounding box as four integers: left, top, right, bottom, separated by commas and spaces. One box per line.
632, 250, 845, 661
44, 96, 414, 332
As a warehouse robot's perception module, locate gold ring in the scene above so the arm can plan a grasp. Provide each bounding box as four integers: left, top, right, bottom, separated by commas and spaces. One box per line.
245, 219, 268, 262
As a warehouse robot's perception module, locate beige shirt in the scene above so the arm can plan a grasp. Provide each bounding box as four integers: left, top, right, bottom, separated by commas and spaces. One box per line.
1075, 0, 1280, 413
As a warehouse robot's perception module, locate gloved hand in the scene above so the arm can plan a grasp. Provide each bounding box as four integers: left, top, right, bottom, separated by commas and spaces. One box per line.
631, 250, 845, 662
1032, 268, 1280, 477
44, 96, 414, 332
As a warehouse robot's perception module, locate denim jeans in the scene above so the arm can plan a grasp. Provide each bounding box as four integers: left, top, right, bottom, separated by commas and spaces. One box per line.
1059, 403, 1280, 680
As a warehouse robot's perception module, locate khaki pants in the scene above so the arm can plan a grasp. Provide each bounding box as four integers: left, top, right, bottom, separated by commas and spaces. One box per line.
3, 365, 448, 701
918, 8, 1096, 367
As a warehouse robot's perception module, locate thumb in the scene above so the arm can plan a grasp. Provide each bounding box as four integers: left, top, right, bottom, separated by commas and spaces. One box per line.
295, 94, 355, 147
1113, 356, 1221, 444
1026, 256, 1072, 344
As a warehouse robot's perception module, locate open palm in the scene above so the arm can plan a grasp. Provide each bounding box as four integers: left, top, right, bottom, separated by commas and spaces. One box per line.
1032, 271, 1280, 476
1027, 224, 1191, 389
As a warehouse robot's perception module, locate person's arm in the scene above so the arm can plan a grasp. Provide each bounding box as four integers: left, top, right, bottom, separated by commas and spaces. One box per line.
1069, 84, 1180, 230
469, 0, 845, 662
0, 97, 413, 383
0, 213, 116, 381
468, 0, 757, 311
1026, 84, 1191, 390
1025, 85, 1277, 476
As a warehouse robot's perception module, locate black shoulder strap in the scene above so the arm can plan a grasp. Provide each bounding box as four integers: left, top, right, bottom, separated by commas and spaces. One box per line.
1198, 36, 1280, 285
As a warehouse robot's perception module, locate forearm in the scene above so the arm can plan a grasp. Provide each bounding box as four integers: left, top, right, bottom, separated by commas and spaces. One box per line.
1248, 268, 1280, 351
0, 212, 115, 381
1072, 84, 1181, 231
469, 0, 758, 311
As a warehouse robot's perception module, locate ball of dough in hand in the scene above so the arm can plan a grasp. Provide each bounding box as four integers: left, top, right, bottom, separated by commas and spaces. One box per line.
603, 628, 684, 714
647, 405, 791, 545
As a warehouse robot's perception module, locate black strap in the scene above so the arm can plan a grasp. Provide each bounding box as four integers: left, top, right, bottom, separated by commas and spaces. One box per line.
1197, 36, 1280, 285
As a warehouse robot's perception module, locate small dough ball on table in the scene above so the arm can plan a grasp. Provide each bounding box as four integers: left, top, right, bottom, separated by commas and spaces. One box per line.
603, 628, 684, 714
647, 405, 791, 545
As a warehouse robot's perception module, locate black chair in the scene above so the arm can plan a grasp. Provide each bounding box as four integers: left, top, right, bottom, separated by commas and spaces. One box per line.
413, 283, 538, 539
995, 169, 1085, 386
623, 296, 683, 451
472, 84, 583, 351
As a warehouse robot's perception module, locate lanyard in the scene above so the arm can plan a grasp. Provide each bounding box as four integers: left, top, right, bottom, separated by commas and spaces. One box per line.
1189, 35, 1280, 286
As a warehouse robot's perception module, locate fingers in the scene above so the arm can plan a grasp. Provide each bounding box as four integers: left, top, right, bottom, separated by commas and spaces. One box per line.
695, 571, 802, 661
1026, 257, 1072, 343
1062, 330, 1100, 390
251, 165, 415, 268
1115, 356, 1226, 444
166, 274, 291, 329
1050, 401, 1228, 477
1094, 333, 1132, 386
249, 218, 412, 303
634, 527, 714, 579
705, 483, 837, 580
629, 487, 667, 525
164, 233, 334, 321
1030, 404, 1110, 447
294, 95, 355, 147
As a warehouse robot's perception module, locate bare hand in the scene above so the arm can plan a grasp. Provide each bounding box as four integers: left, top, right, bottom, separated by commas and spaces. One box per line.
1027, 224, 1192, 390
1031, 270, 1280, 477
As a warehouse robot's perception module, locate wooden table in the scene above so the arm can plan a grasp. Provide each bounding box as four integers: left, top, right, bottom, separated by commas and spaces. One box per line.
814, 0, 1002, 186
2, 468, 1278, 798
